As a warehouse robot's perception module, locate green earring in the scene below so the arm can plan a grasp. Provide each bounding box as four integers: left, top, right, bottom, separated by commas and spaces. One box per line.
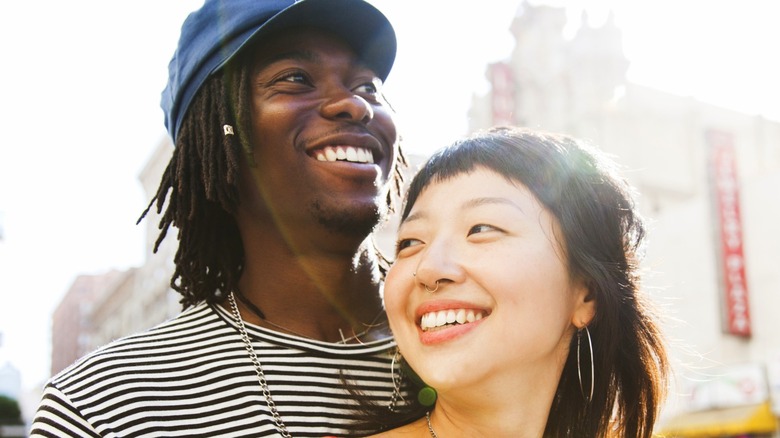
418, 386, 437, 406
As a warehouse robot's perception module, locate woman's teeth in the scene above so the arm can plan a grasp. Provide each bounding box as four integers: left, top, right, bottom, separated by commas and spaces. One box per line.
420, 309, 484, 331
313, 146, 374, 163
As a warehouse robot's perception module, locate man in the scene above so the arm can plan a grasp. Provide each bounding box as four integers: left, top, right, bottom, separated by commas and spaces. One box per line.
30, 0, 406, 436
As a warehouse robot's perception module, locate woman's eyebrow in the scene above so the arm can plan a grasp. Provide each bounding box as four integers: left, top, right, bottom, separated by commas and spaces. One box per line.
401, 196, 524, 227
462, 196, 524, 213
400, 211, 426, 225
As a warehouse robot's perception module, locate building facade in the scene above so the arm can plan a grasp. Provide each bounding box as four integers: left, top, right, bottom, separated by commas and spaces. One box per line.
50, 271, 123, 375
49, 140, 180, 376
88, 139, 181, 350
469, 2, 780, 435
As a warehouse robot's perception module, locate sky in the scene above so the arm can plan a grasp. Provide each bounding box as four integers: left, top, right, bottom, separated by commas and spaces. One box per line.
0, 0, 779, 394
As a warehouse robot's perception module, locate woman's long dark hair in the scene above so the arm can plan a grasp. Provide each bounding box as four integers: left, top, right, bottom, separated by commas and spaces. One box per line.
366, 127, 668, 437
138, 60, 406, 309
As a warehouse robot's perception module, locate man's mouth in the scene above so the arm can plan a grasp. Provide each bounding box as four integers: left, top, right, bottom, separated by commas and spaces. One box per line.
420, 309, 486, 332
311, 145, 375, 164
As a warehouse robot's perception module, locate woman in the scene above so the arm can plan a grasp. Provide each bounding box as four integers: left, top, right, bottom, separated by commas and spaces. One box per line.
370, 127, 668, 437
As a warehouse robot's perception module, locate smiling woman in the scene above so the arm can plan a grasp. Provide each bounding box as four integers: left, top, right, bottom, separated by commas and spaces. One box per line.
363, 127, 669, 437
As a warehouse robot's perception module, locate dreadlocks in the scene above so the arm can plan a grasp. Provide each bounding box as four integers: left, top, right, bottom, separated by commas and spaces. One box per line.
139, 61, 406, 309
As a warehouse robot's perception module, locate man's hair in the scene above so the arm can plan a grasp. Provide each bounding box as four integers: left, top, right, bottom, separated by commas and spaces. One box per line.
139, 62, 405, 309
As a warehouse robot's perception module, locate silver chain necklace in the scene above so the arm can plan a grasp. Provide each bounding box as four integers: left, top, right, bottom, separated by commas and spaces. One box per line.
426, 411, 438, 438
228, 291, 292, 438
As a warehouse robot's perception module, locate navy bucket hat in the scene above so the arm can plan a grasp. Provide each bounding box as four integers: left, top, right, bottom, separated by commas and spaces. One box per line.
161, 0, 397, 142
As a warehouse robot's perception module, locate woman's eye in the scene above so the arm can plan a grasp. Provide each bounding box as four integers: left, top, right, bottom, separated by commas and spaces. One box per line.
467, 224, 498, 236
396, 238, 422, 254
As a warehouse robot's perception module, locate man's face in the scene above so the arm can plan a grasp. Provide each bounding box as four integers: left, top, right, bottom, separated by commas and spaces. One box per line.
241, 28, 398, 240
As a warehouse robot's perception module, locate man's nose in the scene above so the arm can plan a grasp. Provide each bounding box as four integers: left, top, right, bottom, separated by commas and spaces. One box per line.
321, 92, 374, 124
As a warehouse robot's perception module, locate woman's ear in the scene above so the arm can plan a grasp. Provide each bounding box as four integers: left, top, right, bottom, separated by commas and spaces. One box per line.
572, 282, 596, 328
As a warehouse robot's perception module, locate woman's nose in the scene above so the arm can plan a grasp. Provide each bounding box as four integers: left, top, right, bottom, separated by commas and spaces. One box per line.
413, 240, 465, 293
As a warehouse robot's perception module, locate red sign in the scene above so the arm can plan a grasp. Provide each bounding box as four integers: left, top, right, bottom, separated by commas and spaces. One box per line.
489, 62, 515, 126
708, 130, 751, 336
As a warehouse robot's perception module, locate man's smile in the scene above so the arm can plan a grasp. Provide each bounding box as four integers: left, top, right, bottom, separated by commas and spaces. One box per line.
311, 145, 375, 163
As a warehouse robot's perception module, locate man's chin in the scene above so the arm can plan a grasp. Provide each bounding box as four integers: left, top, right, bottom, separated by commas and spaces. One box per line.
311, 201, 386, 239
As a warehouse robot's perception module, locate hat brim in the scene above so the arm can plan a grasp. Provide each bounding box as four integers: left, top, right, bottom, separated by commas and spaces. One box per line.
215, 0, 396, 81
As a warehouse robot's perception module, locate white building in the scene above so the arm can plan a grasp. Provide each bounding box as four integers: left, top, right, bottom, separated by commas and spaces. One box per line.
88, 139, 180, 350
469, 2, 780, 436
49, 141, 180, 374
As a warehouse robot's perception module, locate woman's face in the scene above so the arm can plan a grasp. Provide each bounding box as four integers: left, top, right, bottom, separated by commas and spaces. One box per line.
385, 167, 595, 395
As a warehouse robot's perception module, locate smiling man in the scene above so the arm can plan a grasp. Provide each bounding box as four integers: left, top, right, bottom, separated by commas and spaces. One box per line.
30, 1, 405, 437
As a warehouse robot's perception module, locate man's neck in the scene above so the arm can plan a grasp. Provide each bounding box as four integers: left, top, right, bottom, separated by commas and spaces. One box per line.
234, 236, 387, 342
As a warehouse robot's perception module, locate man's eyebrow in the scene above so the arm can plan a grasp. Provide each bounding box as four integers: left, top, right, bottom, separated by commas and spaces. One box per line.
259, 49, 320, 66
256, 49, 376, 76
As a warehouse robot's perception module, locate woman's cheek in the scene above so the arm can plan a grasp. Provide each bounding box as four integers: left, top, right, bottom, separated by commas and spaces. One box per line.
384, 263, 412, 335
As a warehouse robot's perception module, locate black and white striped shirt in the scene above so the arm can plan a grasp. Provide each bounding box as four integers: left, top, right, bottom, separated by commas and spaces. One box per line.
30, 302, 399, 437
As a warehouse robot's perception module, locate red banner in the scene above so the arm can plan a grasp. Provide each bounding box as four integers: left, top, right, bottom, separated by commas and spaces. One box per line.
489, 62, 515, 126
708, 130, 751, 337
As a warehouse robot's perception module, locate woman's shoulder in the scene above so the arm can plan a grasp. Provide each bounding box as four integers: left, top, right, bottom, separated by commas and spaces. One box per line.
366, 417, 429, 438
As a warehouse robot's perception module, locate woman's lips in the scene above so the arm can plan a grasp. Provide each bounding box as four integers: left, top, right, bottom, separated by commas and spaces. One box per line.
420, 308, 485, 331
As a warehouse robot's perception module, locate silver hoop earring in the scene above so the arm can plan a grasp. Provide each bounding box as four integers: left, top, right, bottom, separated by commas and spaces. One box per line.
424, 281, 439, 293
577, 326, 594, 404
388, 348, 405, 411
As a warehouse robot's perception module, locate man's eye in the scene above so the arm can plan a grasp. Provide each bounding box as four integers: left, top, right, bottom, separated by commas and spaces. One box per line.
276, 71, 310, 85
354, 81, 379, 94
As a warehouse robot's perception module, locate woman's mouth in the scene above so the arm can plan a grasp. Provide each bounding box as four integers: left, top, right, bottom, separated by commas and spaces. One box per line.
419, 309, 486, 332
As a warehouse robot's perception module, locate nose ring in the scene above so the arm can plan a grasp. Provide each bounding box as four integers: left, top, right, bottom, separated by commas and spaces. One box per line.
414, 272, 440, 293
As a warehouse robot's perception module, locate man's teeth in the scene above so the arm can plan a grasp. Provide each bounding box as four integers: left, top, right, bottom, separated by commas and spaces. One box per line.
420, 309, 484, 331
314, 146, 374, 163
